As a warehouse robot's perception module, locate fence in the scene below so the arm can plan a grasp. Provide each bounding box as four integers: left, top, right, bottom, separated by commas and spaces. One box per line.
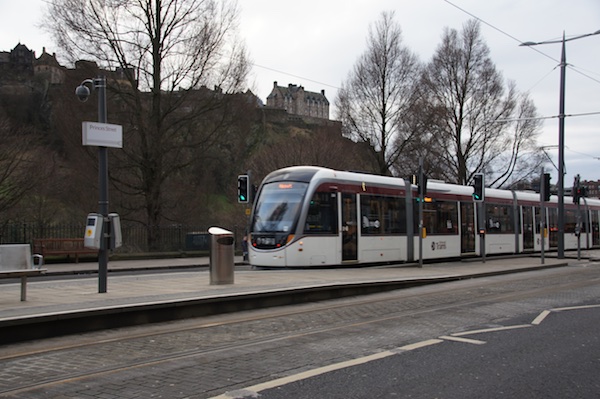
0, 222, 224, 253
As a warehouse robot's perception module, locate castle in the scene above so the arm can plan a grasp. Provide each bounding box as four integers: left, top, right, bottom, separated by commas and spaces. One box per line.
266, 82, 329, 120
0, 43, 65, 84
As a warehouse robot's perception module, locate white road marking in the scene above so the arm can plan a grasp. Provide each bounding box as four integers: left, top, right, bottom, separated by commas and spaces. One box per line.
451, 324, 532, 336
532, 310, 552, 325
209, 339, 444, 399
439, 335, 486, 345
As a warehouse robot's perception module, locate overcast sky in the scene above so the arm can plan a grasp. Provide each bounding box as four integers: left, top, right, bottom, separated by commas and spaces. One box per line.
1, 0, 599, 183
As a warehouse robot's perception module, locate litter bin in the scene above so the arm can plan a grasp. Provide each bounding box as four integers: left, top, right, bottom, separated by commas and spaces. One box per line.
208, 227, 234, 285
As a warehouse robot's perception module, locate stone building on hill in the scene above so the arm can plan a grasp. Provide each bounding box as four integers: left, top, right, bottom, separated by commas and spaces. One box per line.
34, 48, 66, 84
0, 43, 36, 76
266, 81, 329, 120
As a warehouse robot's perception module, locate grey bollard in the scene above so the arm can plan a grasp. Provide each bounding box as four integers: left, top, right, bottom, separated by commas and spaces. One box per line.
208, 227, 234, 285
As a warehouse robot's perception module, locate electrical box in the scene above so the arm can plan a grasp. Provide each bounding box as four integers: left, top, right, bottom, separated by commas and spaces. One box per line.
84, 213, 103, 249
109, 213, 123, 249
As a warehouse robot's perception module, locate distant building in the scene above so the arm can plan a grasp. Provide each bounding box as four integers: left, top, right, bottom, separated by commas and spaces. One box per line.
266, 82, 329, 120
34, 48, 66, 84
581, 180, 600, 198
0, 43, 35, 74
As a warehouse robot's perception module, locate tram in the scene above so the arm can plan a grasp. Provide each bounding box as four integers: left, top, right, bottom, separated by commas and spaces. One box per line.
247, 166, 600, 268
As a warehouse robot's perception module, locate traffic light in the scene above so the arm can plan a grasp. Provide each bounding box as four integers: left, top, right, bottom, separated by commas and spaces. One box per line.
572, 174, 586, 205
237, 175, 249, 203
412, 174, 428, 197
573, 186, 586, 205
542, 173, 551, 202
419, 175, 428, 197
472, 173, 484, 202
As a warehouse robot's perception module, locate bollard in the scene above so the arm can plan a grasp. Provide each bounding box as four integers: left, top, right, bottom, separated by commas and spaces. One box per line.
208, 227, 234, 285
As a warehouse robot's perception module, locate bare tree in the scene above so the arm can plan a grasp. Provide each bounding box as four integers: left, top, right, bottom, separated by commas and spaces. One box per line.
487, 91, 545, 188
46, 0, 251, 248
247, 124, 375, 183
418, 20, 542, 187
336, 11, 421, 175
0, 114, 52, 220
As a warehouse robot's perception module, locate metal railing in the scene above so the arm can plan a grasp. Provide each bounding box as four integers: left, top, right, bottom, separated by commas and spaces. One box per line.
0, 222, 214, 253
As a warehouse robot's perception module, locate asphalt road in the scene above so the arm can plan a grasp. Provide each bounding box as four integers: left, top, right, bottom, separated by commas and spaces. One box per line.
256, 304, 600, 399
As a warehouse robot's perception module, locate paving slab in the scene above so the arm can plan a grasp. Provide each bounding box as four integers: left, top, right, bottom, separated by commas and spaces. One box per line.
0, 252, 593, 344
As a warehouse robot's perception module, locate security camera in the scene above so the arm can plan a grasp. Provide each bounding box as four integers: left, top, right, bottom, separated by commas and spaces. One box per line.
75, 85, 91, 102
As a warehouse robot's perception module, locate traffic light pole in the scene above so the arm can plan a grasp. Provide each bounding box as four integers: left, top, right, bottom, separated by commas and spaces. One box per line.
478, 202, 486, 264
418, 159, 424, 268
472, 173, 485, 263
540, 167, 546, 265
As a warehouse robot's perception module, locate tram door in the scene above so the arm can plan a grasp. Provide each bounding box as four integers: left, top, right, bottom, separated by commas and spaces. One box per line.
522, 206, 534, 251
592, 211, 600, 247
341, 193, 358, 262
460, 202, 476, 254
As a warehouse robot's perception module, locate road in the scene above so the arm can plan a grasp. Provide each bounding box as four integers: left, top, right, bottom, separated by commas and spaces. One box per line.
254, 297, 600, 399
1, 261, 598, 399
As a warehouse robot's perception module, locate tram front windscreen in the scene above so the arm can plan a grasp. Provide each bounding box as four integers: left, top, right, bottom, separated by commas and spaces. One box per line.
251, 182, 308, 235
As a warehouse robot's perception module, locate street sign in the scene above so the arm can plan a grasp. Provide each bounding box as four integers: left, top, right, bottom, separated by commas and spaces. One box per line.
82, 122, 123, 148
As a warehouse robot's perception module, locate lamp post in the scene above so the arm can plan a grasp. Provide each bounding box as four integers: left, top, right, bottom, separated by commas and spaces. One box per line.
521, 29, 600, 259
76, 76, 109, 293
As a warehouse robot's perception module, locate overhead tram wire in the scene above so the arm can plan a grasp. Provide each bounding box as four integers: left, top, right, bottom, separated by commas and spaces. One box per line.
492, 111, 600, 124
442, 0, 600, 87
442, 0, 558, 63
251, 63, 341, 90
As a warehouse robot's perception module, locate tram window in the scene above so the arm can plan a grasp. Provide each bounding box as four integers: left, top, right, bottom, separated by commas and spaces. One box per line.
564, 209, 586, 233
252, 182, 307, 233
414, 200, 458, 235
361, 195, 406, 235
565, 210, 576, 233
523, 206, 534, 234
486, 204, 514, 234
534, 207, 542, 233
304, 192, 338, 234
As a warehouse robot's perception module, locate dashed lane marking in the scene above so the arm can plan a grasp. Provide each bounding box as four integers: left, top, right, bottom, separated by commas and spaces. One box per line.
451, 324, 532, 336
532, 310, 552, 325
439, 335, 486, 345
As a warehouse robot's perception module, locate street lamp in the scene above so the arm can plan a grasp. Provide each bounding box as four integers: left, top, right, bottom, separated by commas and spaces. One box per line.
521, 29, 600, 259
76, 76, 109, 293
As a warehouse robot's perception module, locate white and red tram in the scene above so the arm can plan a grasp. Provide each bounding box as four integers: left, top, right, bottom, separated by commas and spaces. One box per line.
248, 166, 600, 268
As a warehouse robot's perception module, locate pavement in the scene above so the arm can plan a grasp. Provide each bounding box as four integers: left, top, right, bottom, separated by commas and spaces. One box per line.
0, 251, 596, 345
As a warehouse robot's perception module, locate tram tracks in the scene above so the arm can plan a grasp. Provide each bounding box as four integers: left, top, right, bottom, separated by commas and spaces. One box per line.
1, 266, 599, 397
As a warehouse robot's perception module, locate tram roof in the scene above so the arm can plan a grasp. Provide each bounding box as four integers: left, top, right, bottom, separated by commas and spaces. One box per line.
262, 166, 600, 208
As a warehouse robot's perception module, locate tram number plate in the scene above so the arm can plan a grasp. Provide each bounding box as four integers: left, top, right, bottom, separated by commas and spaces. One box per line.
257, 237, 276, 246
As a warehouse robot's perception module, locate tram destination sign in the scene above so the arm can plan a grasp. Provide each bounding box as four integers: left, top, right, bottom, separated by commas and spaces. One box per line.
82, 121, 123, 148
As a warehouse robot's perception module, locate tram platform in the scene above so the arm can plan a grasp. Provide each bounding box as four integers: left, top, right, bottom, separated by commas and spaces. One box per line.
0, 252, 596, 345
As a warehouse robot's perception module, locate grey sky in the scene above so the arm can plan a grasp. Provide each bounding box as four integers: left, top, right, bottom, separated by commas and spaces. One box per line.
2, 0, 599, 181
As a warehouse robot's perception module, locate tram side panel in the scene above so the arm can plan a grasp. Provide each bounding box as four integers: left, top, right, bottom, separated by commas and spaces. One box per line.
414, 235, 462, 260
360, 236, 406, 263
284, 236, 340, 267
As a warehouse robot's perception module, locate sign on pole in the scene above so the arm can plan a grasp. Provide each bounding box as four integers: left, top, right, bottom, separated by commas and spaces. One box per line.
82, 122, 123, 148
